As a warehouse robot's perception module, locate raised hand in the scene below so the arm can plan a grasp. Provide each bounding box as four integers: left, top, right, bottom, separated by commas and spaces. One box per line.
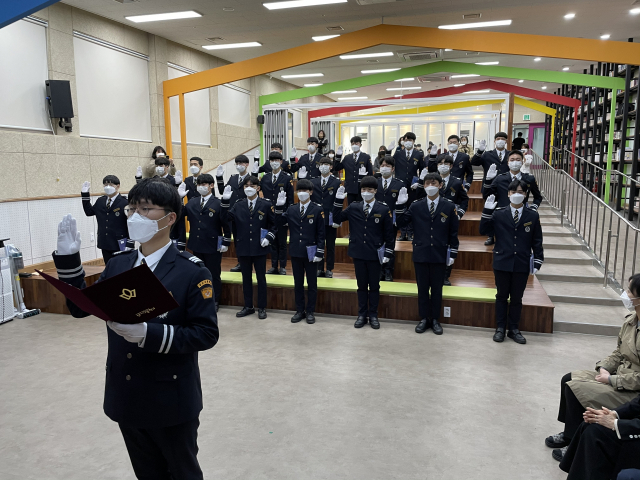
252, 161, 260, 174
420, 168, 428, 180
276, 191, 287, 206
486, 164, 498, 180
387, 139, 396, 152
136, 166, 142, 178
291, 147, 297, 159
298, 166, 308, 179
222, 185, 232, 200
430, 145, 438, 156
174, 170, 183, 184
254, 148, 260, 159
178, 182, 187, 198
335, 185, 346, 200
397, 187, 409, 205
57, 214, 81, 255
216, 165, 224, 177
337, 146, 343, 156
358, 165, 367, 176
81, 181, 90, 193
484, 194, 497, 210
478, 139, 487, 152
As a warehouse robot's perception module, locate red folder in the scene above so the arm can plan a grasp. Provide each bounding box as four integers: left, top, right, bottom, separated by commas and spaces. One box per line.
37, 264, 179, 324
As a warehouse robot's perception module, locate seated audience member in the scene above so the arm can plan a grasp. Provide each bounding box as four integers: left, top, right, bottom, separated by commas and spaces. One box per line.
546, 274, 640, 462
144, 146, 176, 178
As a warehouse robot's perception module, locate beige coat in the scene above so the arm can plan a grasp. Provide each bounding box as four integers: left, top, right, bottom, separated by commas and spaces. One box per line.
568, 313, 640, 409
143, 158, 176, 178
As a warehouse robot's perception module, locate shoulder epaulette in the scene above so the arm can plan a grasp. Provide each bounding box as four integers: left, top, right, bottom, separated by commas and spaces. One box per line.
442, 197, 454, 203
113, 249, 136, 256
495, 206, 506, 210
178, 251, 205, 267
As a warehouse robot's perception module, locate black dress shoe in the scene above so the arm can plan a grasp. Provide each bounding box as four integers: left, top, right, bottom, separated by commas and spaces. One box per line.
384, 272, 393, 282
267, 267, 278, 274
306, 313, 315, 324
493, 328, 505, 342
279, 268, 287, 275
432, 319, 443, 335
552, 447, 568, 462
415, 318, 430, 333
484, 236, 495, 246
507, 329, 527, 344
443, 277, 451, 286
236, 307, 255, 317
258, 308, 267, 319
325, 270, 333, 278
545, 432, 569, 449
354, 316, 368, 328
317, 270, 325, 277
398, 233, 408, 241
291, 311, 306, 323
230, 263, 242, 272
408, 234, 414, 242
369, 316, 380, 329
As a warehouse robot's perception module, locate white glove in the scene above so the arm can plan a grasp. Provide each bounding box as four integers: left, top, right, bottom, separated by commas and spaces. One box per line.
335, 185, 346, 200
430, 145, 438, 156
532, 268, 539, 275
332, 223, 341, 228
411, 181, 420, 190
252, 161, 260, 174
260, 238, 270, 248
397, 187, 409, 205
136, 166, 142, 178
174, 170, 182, 184
387, 139, 396, 151
254, 148, 260, 160
107, 321, 147, 344
177, 182, 187, 198
358, 165, 367, 176
337, 146, 343, 156
486, 164, 498, 180
298, 166, 308, 179
524, 155, 533, 165
216, 165, 224, 177
382, 257, 390, 264
312, 256, 322, 263
291, 147, 297, 159
276, 191, 287, 206
81, 181, 90, 193
222, 185, 232, 200
218, 245, 228, 253
478, 139, 486, 152
420, 168, 428, 180
56, 214, 81, 255
484, 194, 497, 210
447, 258, 455, 267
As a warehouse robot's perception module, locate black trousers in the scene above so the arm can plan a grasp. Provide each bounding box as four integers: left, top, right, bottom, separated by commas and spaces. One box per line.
347, 193, 361, 205
291, 256, 317, 313
353, 258, 382, 317
494, 269, 529, 330
558, 372, 587, 440
119, 417, 203, 480
239, 255, 267, 309
102, 250, 117, 265
414, 262, 446, 320
399, 198, 414, 237
384, 227, 398, 274
192, 251, 222, 304
270, 224, 288, 269
319, 224, 337, 271
560, 421, 640, 480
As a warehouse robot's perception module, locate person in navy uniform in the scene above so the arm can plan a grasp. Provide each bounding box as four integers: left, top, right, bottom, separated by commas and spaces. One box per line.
290, 137, 323, 178
221, 176, 277, 319
388, 131, 425, 241
427, 135, 474, 190
178, 156, 204, 201
480, 179, 544, 345
396, 173, 459, 336
472, 131, 510, 246
332, 176, 395, 329
334, 135, 374, 204
81, 175, 134, 265
311, 157, 341, 278
253, 143, 292, 175
260, 151, 294, 275
375, 157, 404, 282
216, 155, 251, 273
275, 179, 325, 324
483, 150, 542, 211
179, 174, 231, 312
53, 178, 219, 480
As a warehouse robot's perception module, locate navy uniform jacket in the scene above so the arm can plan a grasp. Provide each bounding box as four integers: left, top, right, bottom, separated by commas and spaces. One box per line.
480, 205, 544, 273
290, 152, 322, 178
216, 173, 249, 207
257, 158, 291, 174
427, 152, 473, 187
334, 152, 373, 194
182, 196, 231, 254
439, 176, 470, 217
183, 176, 200, 201
471, 149, 511, 191
221, 196, 277, 257
311, 175, 341, 225
332, 200, 395, 262
392, 148, 425, 189
396, 197, 460, 264
81, 193, 133, 251
483, 172, 543, 211
376, 176, 405, 211
51, 246, 219, 428
137, 174, 177, 187
614, 394, 640, 441
275, 202, 325, 259
260, 171, 294, 212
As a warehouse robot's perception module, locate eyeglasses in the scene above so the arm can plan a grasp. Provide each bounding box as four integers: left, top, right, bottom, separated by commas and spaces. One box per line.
124, 206, 168, 217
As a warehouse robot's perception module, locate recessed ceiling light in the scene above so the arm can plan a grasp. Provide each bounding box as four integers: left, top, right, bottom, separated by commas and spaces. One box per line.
518, 80, 524, 83
126, 11, 201, 23
386, 87, 421, 91
203, 42, 262, 50
338, 96, 368, 100
312, 35, 340, 41
453, 84, 465, 87
475, 61, 499, 65
600, 34, 610, 39
361, 68, 401, 74
444, 49, 453, 52
331, 90, 357, 94
562, 66, 570, 71
340, 52, 393, 60
541, 86, 548, 89
450, 74, 480, 78
564, 13, 575, 19
304, 83, 323, 87
394, 78, 414, 82
534, 57, 542, 61
394, 95, 403, 97
463, 89, 491, 93
631, 7, 640, 14
264, 0, 347, 10
438, 19, 512, 30
222, 7, 235, 11
281, 73, 323, 78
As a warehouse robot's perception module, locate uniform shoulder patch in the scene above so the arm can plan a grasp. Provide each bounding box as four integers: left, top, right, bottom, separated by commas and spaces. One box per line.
495, 206, 506, 210
178, 251, 205, 267
442, 197, 454, 203
113, 249, 136, 256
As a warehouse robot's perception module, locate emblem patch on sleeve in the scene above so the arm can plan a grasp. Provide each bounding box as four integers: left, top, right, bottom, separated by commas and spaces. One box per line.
201, 287, 213, 299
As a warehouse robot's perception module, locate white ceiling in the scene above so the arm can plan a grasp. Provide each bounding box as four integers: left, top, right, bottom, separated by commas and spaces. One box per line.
61, 0, 640, 102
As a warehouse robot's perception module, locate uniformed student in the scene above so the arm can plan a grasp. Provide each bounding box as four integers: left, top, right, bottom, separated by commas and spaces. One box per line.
260, 151, 294, 275
275, 179, 325, 324
221, 176, 277, 319
375, 157, 404, 282
396, 173, 459, 335
290, 137, 323, 178
332, 176, 395, 329
311, 157, 341, 278
216, 155, 251, 273
150, 156, 179, 186
480, 179, 544, 345
334, 135, 374, 204
428, 135, 474, 190
181, 174, 231, 312
178, 156, 204, 201
81, 175, 133, 264
483, 150, 542, 211
253, 143, 292, 174
53, 178, 219, 480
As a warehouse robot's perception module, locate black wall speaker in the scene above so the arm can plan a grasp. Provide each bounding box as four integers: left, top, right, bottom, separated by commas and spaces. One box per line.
257, 114, 265, 124
45, 80, 74, 119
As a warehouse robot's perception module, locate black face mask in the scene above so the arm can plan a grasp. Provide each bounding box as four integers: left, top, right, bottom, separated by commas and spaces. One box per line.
379, 151, 387, 157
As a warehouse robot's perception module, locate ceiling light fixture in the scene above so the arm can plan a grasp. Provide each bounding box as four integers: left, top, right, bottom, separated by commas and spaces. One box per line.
631, 7, 640, 14
203, 42, 262, 50
281, 73, 324, 78
361, 68, 401, 74
331, 90, 357, 94
600, 34, 611, 39
453, 84, 465, 87
304, 83, 323, 87
564, 13, 575, 19
444, 48, 453, 51
340, 52, 393, 59
338, 96, 368, 100
394, 78, 414, 82
518, 80, 524, 83
386, 87, 421, 91
542, 86, 548, 89
438, 19, 512, 30
126, 11, 201, 23
463, 89, 491, 93
222, 7, 235, 11
312, 35, 340, 41
475, 61, 499, 65
534, 57, 542, 61
264, 0, 347, 10
562, 67, 570, 71
450, 74, 480, 78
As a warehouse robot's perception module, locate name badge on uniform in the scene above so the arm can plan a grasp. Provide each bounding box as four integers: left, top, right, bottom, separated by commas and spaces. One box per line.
113, 207, 121, 216
440, 212, 448, 223
450, 187, 456, 194
278, 183, 284, 187
524, 221, 532, 232
307, 213, 314, 224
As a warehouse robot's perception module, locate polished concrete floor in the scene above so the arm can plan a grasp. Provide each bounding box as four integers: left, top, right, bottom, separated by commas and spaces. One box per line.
0, 309, 617, 480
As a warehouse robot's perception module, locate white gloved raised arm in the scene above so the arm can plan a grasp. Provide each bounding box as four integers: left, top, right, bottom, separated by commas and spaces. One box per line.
290, 147, 297, 159
174, 170, 182, 184
222, 185, 233, 200
484, 194, 497, 210
486, 164, 498, 180
177, 182, 187, 198
276, 191, 287, 206
81, 181, 90, 193
420, 168, 428, 180
396, 187, 409, 205
337, 146, 343, 157
136, 166, 142, 178
56, 214, 82, 255
430, 145, 438, 156
216, 165, 224, 177
252, 161, 260, 174
335, 185, 346, 200
478, 139, 487, 152
387, 139, 396, 152
254, 148, 260, 160
298, 166, 308, 179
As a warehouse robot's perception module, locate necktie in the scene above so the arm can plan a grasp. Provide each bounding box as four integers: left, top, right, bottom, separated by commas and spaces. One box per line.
273, 175, 277, 184
514, 209, 519, 223
200, 197, 205, 209
430, 201, 435, 216
141, 258, 147, 265
300, 204, 305, 217
364, 203, 370, 217
322, 178, 326, 189
384, 179, 388, 191
499, 152, 503, 161
249, 202, 253, 215
106, 198, 111, 209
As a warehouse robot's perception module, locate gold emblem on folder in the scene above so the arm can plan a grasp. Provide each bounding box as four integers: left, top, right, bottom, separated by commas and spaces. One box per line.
120, 289, 136, 300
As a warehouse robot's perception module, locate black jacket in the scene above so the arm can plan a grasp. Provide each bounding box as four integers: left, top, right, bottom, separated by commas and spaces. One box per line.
616, 395, 640, 441
311, 175, 342, 225
483, 172, 543, 211
260, 171, 294, 212
216, 173, 250, 207
471, 149, 511, 192
183, 176, 200, 201
427, 152, 474, 187
439, 176, 470, 217
290, 153, 323, 178
375, 176, 405, 212
334, 152, 373, 194
392, 148, 426, 189
221, 197, 277, 257
81, 193, 133, 252
183, 195, 231, 254
275, 202, 325, 259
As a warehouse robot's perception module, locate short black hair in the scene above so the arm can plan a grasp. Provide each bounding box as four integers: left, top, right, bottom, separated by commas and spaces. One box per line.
460, 136, 469, 142
360, 176, 378, 190
128, 178, 182, 218
508, 179, 528, 192
196, 174, 214, 185
495, 132, 508, 140
437, 154, 454, 166
103, 175, 120, 185
297, 179, 313, 191
307, 137, 319, 144
405, 132, 416, 141
448, 135, 460, 142
151, 146, 166, 159
380, 156, 395, 167
629, 273, 640, 298
235, 155, 249, 164
269, 151, 283, 161
319, 156, 333, 165
244, 175, 260, 187
509, 150, 525, 161
190, 156, 203, 167
155, 157, 170, 166
424, 172, 443, 185
350, 136, 362, 144
271, 142, 283, 150
517, 132, 523, 137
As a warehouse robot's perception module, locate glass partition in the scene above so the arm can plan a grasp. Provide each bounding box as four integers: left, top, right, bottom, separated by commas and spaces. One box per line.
384, 125, 398, 148
428, 124, 443, 152
369, 125, 383, 156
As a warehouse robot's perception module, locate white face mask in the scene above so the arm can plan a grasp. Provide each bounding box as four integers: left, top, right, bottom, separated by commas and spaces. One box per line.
127, 212, 170, 244
236, 164, 247, 174
437, 165, 450, 175
155, 166, 165, 175
361, 191, 375, 201
197, 186, 209, 196
297, 191, 310, 202
270, 162, 281, 171
509, 160, 523, 171
308, 145, 317, 153
448, 144, 458, 153
328, 154, 335, 159
425, 185, 439, 197
352, 144, 360, 153
510, 193, 525, 205
104, 185, 116, 195
380, 166, 392, 177
155, 152, 165, 157
404, 141, 414, 149
495, 139, 507, 149
189, 165, 200, 175
461, 141, 467, 146
621, 291, 638, 312
244, 187, 257, 198
319, 165, 331, 175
